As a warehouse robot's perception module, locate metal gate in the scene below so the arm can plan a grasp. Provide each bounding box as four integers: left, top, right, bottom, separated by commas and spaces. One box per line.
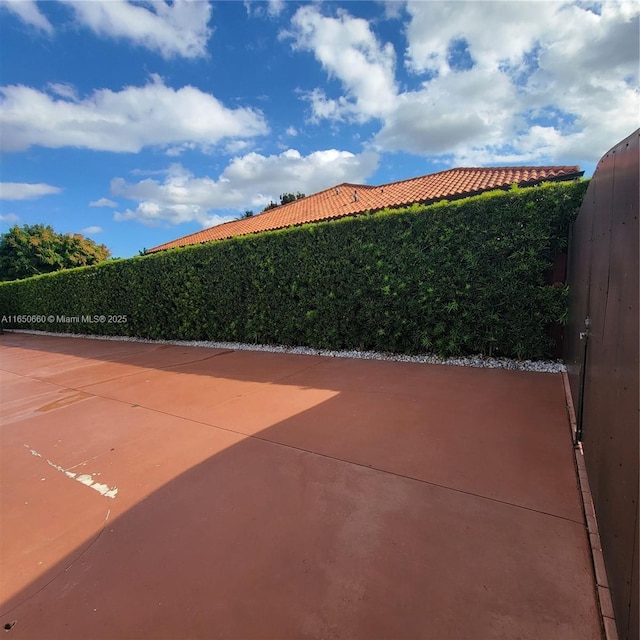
565, 129, 639, 640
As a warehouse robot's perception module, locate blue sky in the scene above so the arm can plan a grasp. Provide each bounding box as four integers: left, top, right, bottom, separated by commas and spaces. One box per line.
0, 1, 638, 258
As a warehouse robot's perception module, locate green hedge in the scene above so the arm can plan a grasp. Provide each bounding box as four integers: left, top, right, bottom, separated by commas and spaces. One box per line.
0, 180, 588, 359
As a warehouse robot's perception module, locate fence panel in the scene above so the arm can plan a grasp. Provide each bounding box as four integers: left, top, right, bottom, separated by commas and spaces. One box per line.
565, 129, 639, 640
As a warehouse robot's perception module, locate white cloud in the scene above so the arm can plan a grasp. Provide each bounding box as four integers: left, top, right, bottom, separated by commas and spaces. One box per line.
392, 0, 640, 164
375, 67, 517, 155
0, 212, 20, 224
82, 226, 102, 235
60, 0, 212, 59
290, 2, 638, 166
244, 0, 285, 19
285, 126, 298, 136
111, 149, 379, 227
1, 1, 212, 59
0, 182, 61, 200
222, 148, 379, 197
0, 75, 268, 153
267, 0, 284, 17
46, 82, 79, 100
0, 0, 53, 33
89, 197, 117, 207
404, 1, 555, 76
224, 140, 251, 155
379, 1, 404, 21
165, 142, 199, 157
287, 5, 397, 122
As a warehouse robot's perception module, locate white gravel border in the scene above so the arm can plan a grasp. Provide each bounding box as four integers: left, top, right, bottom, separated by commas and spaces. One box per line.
3, 329, 566, 373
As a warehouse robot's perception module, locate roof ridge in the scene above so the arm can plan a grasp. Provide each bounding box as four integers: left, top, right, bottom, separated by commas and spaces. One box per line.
338, 182, 370, 188
450, 165, 580, 171
365, 166, 514, 190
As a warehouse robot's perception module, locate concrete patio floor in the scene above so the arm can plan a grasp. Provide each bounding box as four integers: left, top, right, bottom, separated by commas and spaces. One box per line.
0, 332, 602, 639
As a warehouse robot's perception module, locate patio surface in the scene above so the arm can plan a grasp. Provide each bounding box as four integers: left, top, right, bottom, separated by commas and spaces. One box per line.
0, 332, 602, 639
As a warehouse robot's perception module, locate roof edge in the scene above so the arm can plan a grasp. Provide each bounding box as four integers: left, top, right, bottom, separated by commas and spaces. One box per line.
147, 165, 583, 253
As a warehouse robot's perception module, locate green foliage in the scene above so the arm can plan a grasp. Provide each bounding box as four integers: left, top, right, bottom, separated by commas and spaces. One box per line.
0, 181, 588, 359
262, 192, 306, 212
0, 224, 111, 281
279, 192, 305, 205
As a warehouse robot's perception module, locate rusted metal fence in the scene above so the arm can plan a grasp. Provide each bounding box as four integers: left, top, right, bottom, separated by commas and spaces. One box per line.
565, 129, 639, 640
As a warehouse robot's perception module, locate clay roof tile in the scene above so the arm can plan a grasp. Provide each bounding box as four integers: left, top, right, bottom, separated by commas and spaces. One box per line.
148, 165, 582, 252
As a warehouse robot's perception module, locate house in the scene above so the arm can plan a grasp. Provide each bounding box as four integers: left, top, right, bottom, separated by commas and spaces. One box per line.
147, 165, 583, 253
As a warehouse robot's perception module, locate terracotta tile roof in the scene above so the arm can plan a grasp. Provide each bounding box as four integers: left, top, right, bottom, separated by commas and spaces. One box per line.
148, 165, 582, 253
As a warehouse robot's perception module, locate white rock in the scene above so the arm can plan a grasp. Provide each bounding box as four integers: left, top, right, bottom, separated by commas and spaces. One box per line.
8, 329, 565, 373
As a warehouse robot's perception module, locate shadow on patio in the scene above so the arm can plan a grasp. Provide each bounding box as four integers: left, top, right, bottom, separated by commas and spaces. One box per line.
0, 333, 602, 639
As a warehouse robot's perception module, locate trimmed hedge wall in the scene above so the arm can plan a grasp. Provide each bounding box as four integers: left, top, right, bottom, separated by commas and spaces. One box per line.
0, 180, 588, 359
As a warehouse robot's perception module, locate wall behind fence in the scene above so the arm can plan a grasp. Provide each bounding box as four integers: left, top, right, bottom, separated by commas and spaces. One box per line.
565, 129, 639, 640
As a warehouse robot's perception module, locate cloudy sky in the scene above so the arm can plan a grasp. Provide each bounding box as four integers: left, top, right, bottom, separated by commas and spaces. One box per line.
0, 0, 638, 258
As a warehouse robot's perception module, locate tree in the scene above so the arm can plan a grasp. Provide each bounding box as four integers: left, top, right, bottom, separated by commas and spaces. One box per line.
261, 192, 305, 212
280, 192, 305, 205
242, 210, 254, 218
0, 224, 111, 281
